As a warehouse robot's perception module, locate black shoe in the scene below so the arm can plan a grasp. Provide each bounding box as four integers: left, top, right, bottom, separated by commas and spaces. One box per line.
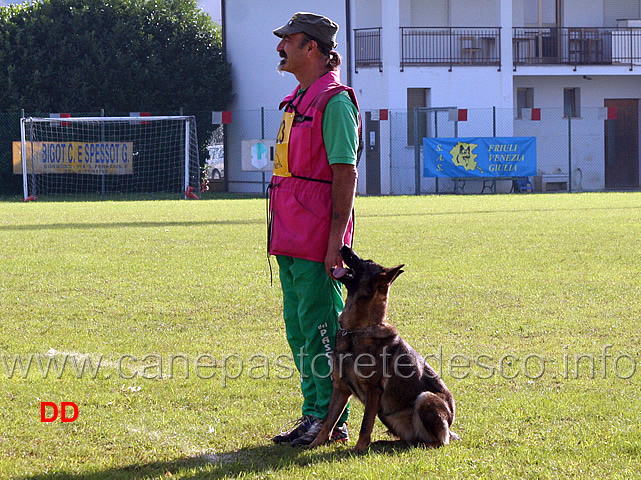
272, 415, 318, 444
290, 419, 349, 447
290, 417, 323, 447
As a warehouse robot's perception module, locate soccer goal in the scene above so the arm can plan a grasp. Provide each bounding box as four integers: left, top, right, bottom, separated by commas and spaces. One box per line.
19, 116, 200, 200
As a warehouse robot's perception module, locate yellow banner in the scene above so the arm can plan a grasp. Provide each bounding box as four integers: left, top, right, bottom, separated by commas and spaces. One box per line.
13, 141, 134, 175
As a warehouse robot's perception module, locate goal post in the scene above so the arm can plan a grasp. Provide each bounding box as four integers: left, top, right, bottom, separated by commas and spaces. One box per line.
19, 116, 200, 200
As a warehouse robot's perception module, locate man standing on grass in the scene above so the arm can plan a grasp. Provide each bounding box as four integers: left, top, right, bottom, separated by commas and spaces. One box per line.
267, 12, 361, 446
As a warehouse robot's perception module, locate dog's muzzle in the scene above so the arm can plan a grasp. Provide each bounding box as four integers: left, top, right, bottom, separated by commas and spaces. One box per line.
331, 266, 353, 280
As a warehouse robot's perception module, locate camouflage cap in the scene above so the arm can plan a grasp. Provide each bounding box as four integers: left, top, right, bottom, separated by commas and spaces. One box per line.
273, 12, 339, 49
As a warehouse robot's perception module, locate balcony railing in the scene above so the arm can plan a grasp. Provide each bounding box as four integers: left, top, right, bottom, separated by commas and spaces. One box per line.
513, 27, 641, 70
355, 26, 641, 71
354, 28, 382, 72
400, 27, 501, 71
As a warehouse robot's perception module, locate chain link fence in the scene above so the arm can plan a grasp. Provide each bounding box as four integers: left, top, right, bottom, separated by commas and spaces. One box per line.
1, 106, 636, 197
0, 112, 23, 196
0, 110, 218, 197
222, 106, 633, 195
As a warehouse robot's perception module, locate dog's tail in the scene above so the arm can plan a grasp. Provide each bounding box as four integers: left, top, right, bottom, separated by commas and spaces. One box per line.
414, 392, 453, 446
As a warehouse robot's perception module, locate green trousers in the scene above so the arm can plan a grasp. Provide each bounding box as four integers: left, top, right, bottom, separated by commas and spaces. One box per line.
277, 255, 349, 425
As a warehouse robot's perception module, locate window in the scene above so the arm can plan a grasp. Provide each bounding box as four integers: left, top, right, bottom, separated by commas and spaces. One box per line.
604, 0, 640, 28
407, 88, 430, 146
407, 0, 448, 26
516, 87, 534, 118
563, 88, 581, 117
524, 0, 559, 26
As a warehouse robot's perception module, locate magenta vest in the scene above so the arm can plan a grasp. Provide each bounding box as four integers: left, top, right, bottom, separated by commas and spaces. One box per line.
268, 70, 360, 262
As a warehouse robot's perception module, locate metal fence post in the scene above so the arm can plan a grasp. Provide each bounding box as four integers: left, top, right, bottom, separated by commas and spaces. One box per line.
389, 111, 393, 195
493, 106, 497, 137
414, 107, 420, 195
261, 106, 267, 194
434, 110, 439, 193
568, 115, 572, 193
20, 109, 28, 200
101, 108, 105, 200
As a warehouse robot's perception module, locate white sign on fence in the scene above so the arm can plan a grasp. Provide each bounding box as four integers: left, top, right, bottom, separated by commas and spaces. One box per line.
241, 139, 276, 172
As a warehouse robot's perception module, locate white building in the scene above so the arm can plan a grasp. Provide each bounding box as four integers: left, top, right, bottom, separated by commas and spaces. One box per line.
222, 0, 641, 193
199, 0, 221, 24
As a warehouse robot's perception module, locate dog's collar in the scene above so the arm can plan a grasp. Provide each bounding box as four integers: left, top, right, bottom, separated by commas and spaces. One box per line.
338, 324, 397, 339
338, 325, 376, 336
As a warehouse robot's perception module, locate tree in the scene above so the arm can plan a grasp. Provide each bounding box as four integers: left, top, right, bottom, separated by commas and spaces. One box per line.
0, 0, 231, 195
0, 0, 231, 112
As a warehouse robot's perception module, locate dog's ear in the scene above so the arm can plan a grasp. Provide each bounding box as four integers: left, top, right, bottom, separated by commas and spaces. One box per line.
380, 265, 404, 286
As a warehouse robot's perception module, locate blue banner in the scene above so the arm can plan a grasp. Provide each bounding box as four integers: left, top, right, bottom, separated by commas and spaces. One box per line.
423, 137, 537, 178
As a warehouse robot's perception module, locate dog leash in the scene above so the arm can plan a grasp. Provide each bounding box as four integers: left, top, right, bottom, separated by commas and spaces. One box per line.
265, 182, 277, 286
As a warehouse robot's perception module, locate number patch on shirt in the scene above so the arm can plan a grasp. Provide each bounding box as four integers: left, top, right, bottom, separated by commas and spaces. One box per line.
273, 111, 294, 177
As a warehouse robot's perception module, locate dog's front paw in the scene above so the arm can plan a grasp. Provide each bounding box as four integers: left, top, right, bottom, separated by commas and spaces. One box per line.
350, 441, 369, 453
308, 434, 329, 449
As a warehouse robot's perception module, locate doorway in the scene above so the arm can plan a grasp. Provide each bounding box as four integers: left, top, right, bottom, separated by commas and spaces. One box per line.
365, 111, 381, 195
524, 0, 561, 62
604, 99, 639, 189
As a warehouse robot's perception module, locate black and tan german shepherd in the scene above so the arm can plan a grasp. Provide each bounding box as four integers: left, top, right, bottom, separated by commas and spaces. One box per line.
309, 246, 457, 452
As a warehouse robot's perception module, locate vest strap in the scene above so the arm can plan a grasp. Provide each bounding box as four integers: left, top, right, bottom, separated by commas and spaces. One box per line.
289, 173, 332, 184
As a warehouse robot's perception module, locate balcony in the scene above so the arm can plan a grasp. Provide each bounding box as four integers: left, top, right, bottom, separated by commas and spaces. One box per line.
354, 28, 382, 72
354, 25, 641, 72
400, 27, 501, 71
513, 27, 641, 70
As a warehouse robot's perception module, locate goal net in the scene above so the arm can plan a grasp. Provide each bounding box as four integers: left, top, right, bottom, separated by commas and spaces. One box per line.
19, 116, 200, 200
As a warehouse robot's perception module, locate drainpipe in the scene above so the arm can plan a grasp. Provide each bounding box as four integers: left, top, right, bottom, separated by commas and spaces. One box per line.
221, 0, 227, 58
345, 0, 352, 86
221, 0, 229, 193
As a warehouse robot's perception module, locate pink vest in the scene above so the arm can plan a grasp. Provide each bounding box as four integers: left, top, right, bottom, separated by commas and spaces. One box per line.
268, 70, 360, 262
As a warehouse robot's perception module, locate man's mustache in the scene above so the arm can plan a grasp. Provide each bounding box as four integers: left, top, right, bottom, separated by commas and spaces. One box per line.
277, 51, 287, 73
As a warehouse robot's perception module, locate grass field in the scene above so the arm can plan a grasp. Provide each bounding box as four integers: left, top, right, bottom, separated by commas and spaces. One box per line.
1, 192, 640, 479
